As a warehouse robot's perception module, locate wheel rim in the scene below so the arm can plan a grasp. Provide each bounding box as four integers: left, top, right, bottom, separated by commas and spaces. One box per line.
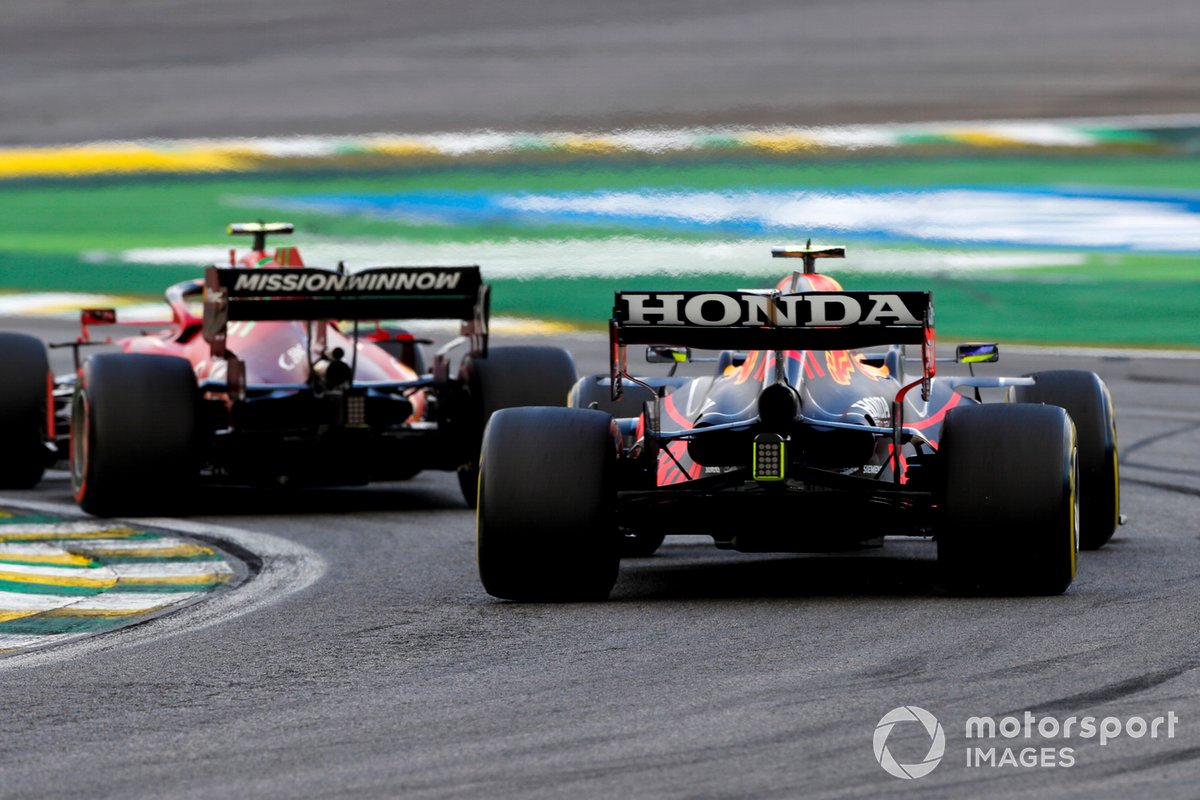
474, 455, 485, 564
1070, 443, 1080, 579
1110, 416, 1121, 534
69, 390, 90, 501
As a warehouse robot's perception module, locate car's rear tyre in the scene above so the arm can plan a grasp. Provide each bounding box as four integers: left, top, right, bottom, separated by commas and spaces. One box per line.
937, 403, 1078, 595
0, 333, 51, 489
374, 334, 427, 375
456, 346, 577, 506
1012, 370, 1119, 550
477, 407, 620, 601
621, 531, 666, 558
71, 354, 200, 517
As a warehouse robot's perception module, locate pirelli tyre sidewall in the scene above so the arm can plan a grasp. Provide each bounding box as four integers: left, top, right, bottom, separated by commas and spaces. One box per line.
477, 406, 620, 601
568, 374, 664, 556
1012, 370, 1120, 550
71, 353, 200, 517
620, 531, 666, 559
0, 332, 51, 489
456, 346, 578, 507
372, 333, 427, 376
937, 403, 1078, 596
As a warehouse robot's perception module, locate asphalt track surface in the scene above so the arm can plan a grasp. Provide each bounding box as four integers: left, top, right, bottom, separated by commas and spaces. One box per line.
1, 316, 1198, 798
4, 0, 1200, 144
5, 1, 1200, 796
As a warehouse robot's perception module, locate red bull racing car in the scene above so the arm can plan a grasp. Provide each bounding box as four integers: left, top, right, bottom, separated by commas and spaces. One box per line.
476, 246, 1121, 600
0, 223, 576, 515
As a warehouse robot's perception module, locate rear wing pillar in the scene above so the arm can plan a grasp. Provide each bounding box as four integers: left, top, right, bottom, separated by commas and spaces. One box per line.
771, 244, 846, 278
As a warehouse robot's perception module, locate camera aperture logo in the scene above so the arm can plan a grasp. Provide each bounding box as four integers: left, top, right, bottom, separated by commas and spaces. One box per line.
873, 706, 946, 779
874, 705, 1180, 778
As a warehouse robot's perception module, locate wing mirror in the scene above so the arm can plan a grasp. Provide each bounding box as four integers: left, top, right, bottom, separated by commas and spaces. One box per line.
956, 343, 999, 364
645, 345, 691, 364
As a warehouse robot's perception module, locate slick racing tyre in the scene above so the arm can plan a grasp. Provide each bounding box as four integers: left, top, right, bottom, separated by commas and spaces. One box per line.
571, 375, 674, 557
456, 346, 577, 506
477, 407, 620, 601
1012, 370, 1120, 550
71, 354, 200, 517
937, 404, 1078, 596
373, 331, 427, 375
0, 333, 51, 488
620, 531, 666, 558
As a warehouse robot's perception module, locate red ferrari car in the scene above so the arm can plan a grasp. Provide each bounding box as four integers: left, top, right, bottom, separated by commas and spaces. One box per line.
0, 223, 576, 515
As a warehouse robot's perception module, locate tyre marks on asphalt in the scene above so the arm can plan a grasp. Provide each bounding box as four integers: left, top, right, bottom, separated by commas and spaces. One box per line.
0, 508, 241, 655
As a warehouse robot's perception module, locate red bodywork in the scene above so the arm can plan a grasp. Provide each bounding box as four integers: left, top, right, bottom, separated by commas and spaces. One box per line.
78, 243, 427, 419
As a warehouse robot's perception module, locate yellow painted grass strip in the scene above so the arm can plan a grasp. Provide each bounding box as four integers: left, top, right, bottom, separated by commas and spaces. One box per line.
85, 543, 214, 559
116, 573, 231, 586
743, 133, 823, 153
0, 145, 261, 179
40, 606, 158, 618
0, 552, 96, 567
0, 562, 115, 579
366, 139, 443, 158
555, 136, 623, 155
493, 319, 580, 336
0, 527, 144, 541
0, 606, 148, 622
0, 607, 152, 623
0, 570, 116, 589
944, 131, 1025, 147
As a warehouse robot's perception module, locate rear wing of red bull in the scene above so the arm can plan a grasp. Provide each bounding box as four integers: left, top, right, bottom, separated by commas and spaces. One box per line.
610, 289, 937, 399
203, 264, 488, 358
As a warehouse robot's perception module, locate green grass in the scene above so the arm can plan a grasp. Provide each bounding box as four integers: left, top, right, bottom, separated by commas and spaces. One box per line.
488, 271, 1200, 348
2, 155, 1198, 252
1031, 252, 1200, 282
0, 154, 1197, 346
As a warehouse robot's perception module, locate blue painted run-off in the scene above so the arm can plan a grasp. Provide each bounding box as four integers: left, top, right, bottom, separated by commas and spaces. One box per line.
254, 186, 1200, 252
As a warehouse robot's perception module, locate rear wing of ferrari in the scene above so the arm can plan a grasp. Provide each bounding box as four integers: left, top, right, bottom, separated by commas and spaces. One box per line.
203, 264, 488, 357
610, 289, 937, 398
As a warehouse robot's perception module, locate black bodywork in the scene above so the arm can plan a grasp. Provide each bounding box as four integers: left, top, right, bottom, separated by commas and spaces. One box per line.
601, 265, 1032, 553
